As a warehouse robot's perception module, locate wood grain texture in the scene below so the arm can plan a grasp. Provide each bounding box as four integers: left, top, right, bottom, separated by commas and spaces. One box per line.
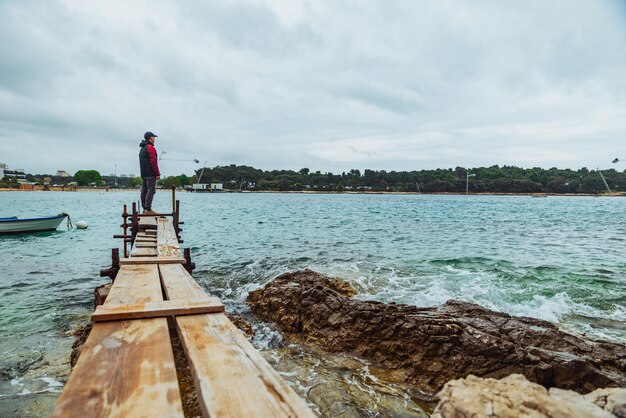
119, 257, 186, 265
159, 264, 315, 418
157, 218, 182, 258
53, 265, 183, 417
92, 297, 224, 322
130, 247, 158, 257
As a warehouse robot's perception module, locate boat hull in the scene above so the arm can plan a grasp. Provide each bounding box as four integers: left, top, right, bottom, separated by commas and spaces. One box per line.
0, 215, 68, 235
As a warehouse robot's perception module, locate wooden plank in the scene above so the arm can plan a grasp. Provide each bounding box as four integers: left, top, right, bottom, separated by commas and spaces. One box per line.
135, 242, 156, 248
120, 257, 186, 265
139, 216, 158, 229
157, 218, 182, 258
145, 229, 157, 236
130, 247, 157, 257
53, 265, 183, 417
135, 237, 157, 243
159, 264, 315, 418
92, 297, 224, 322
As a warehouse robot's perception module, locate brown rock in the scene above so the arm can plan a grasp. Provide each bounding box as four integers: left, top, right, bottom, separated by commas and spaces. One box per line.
431, 374, 623, 418
68, 322, 92, 369
247, 270, 626, 396
94, 284, 111, 307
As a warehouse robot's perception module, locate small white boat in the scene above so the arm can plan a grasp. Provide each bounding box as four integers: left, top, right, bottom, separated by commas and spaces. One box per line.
0, 213, 69, 235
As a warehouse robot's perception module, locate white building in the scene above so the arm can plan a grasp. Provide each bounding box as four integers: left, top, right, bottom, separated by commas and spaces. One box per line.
1, 163, 26, 181
191, 182, 224, 191
56, 170, 70, 177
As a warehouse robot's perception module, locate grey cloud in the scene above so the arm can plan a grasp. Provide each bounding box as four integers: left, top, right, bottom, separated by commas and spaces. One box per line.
0, 0, 625, 175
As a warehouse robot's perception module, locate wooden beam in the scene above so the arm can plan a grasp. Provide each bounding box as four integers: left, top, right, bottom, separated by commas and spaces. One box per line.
157, 218, 182, 258
53, 265, 183, 417
130, 247, 157, 257
138, 216, 158, 229
135, 238, 157, 243
120, 257, 186, 265
159, 264, 315, 417
92, 297, 224, 322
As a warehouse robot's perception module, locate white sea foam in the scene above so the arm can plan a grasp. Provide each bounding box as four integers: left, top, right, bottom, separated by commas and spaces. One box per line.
505, 293, 576, 323
342, 260, 625, 343
251, 324, 283, 350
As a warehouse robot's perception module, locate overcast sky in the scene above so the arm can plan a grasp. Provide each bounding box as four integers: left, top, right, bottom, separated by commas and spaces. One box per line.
1, 0, 625, 176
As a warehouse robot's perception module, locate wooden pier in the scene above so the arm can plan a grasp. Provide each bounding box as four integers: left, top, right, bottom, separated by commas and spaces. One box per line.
53, 196, 314, 417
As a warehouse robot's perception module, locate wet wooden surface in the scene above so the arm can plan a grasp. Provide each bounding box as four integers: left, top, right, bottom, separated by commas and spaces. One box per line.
160, 264, 315, 418
56, 214, 313, 417
52, 265, 183, 417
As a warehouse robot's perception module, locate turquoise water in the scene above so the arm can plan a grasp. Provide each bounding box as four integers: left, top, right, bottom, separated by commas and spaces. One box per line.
0, 191, 625, 415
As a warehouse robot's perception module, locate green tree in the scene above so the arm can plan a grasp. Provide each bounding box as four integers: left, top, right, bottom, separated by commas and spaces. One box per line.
74, 170, 102, 186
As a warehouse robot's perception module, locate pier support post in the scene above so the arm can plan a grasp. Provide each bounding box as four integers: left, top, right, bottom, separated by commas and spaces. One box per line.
131, 202, 139, 244
184, 248, 196, 275
99, 248, 120, 282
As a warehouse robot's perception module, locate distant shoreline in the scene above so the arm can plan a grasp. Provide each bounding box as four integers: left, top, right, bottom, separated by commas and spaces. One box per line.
1, 187, 624, 197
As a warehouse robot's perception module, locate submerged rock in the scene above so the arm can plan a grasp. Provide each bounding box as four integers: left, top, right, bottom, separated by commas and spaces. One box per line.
261, 342, 431, 417
68, 322, 92, 369
247, 269, 626, 396
432, 374, 626, 418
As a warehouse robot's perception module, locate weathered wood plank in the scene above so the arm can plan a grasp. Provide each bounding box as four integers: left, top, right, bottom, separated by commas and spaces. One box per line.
159, 264, 315, 418
92, 297, 224, 322
139, 216, 158, 229
130, 247, 158, 257
119, 257, 186, 265
135, 237, 157, 243
157, 218, 181, 258
53, 265, 183, 417
135, 242, 156, 248
145, 229, 157, 236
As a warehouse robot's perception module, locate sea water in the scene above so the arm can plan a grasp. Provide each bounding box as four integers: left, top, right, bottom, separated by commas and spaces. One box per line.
0, 191, 624, 415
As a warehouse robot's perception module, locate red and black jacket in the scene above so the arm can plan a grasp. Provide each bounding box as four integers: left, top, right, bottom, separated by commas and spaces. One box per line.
139, 140, 161, 177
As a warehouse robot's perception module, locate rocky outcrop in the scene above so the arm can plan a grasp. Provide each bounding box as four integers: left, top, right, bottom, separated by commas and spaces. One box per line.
432, 374, 626, 418
247, 269, 626, 396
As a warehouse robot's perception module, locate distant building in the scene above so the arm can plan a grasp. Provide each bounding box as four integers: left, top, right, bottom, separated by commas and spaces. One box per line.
56, 170, 70, 177
191, 182, 224, 192
0, 163, 26, 181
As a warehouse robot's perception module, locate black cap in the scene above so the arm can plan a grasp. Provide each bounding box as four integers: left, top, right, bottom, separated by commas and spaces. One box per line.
144, 131, 158, 140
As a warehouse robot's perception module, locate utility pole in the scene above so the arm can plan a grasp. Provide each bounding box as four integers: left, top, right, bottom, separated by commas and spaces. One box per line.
597, 168, 611, 195
466, 170, 476, 195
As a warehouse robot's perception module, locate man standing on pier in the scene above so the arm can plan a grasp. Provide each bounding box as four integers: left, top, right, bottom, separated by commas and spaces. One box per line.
139, 131, 161, 215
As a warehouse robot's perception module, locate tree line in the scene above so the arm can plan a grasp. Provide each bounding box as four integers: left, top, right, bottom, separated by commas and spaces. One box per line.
4, 165, 625, 194
191, 164, 626, 194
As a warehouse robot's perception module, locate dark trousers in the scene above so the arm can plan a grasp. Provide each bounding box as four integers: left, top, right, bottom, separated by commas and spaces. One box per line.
141, 177, 156, 211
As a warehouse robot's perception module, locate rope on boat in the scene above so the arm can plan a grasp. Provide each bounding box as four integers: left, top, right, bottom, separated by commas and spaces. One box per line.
60, 212, 73, 229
